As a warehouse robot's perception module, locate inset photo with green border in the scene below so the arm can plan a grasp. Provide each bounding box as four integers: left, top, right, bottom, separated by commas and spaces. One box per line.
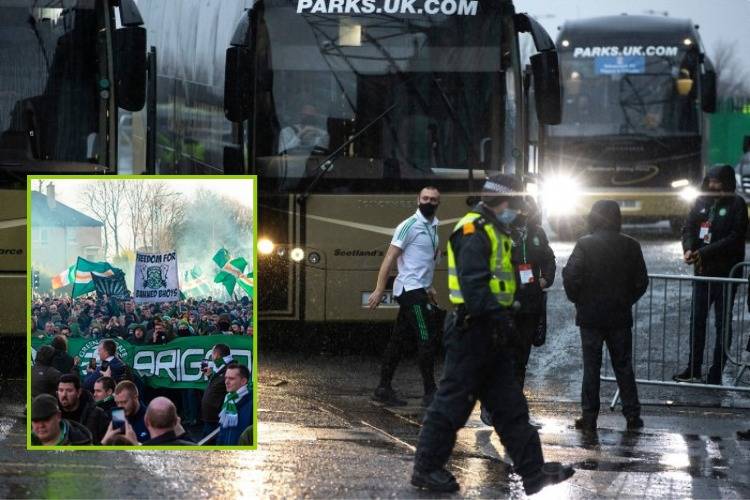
27, 175, 257, 450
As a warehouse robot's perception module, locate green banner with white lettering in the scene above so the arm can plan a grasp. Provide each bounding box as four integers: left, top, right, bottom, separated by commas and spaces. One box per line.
31, 335, 253, 389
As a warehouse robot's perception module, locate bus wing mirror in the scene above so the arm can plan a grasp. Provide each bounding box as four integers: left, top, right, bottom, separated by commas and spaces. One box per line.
530, 51, 562, 125
224, 46, 252, 122
514, 13, 555, 51
701, 69, 717, 113
516, 13, 562, 125
116, 0, 144, 27
225, 13, 254, 122
113, 26, 146, 112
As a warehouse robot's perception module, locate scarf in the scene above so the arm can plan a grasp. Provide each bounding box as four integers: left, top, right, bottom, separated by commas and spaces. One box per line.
218, 384, 249, 428
97, 395, 114, 407
211, 355, 233, 373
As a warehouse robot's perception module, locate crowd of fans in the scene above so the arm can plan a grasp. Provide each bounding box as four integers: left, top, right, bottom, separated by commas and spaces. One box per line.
31, 294, 254, 341
32, 340, 253, 446
30, 294, 254, 447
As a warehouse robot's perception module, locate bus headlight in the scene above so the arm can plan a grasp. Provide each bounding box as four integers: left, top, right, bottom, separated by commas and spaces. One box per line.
541, 175, 582, 215
258, 238, 274, 255
290, 247, 305, 262
679, 186, 699, 201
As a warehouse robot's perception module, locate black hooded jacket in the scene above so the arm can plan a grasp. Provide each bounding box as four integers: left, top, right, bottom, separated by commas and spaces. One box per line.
31, 346, 61, 399
563, 200, 649, 329
682, 165, 748, 277
31, 419, 93, 446
61, 389, 111, 445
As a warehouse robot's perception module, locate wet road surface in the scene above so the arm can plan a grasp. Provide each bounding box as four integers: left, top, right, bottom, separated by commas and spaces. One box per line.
2, 229, 750, 498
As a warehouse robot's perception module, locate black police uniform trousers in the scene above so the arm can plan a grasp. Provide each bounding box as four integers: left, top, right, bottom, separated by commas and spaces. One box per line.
687, 281, 738, 377
580, 327, 640, 421
414, 315, 544, 479
379, 288, 438, 394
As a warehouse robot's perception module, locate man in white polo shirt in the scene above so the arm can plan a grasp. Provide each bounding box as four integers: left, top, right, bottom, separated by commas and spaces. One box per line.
368, 186, 441, 407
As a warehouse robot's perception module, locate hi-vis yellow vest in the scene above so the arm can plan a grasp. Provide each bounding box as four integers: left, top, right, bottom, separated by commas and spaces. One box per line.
447, 212, 516, 307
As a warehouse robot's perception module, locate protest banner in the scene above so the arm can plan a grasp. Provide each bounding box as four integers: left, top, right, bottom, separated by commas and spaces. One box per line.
31, 335, 252, 389
134, 250, 180, 303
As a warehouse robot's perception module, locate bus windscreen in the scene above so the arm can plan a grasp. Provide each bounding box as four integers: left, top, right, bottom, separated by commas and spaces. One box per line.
253, 0, 516, 193
552, 50, 700, 138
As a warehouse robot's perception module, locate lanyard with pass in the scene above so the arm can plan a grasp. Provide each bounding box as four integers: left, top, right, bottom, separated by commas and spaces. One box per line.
423, 222, 438, 260
699, 204, 716, 244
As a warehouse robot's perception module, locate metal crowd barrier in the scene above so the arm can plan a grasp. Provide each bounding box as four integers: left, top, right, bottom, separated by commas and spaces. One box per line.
603, 266, 750, 409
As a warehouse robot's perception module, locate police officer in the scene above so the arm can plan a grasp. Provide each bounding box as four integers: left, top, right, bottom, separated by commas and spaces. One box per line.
369, 186, 441, 406
411, 174, 574, 494
480, 197, 555, 426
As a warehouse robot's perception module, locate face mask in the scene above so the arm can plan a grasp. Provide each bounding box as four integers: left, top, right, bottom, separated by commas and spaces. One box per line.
497, 208, 519, 226
418, 202, 438, 218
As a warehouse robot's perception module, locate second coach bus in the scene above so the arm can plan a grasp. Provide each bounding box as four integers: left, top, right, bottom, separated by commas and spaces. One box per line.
538, 15, 716, 237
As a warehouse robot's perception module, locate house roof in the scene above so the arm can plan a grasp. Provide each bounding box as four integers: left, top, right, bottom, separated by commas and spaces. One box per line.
31, 191, 104, 228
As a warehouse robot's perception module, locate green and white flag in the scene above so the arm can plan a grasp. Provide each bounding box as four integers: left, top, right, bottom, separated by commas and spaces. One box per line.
237, 272, 254, 297
182, 265, 213, 298
71, 257, 117, 298
213, 248, 248, 296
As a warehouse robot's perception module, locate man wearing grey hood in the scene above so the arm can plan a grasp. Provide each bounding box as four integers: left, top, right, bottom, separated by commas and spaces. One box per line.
563, 200, 649, 432
675, 164, 748, 385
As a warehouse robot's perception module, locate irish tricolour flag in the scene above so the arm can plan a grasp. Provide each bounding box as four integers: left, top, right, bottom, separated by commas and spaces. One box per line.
51, 265, 75, 289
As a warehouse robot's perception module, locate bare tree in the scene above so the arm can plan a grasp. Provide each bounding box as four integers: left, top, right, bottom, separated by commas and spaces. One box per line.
81, 183, 111, 258
138, 182, 185, 252
79, 181, 126, 259
711, 40, 750, 99
103, 181, 126, 257
123, 181, 150, 251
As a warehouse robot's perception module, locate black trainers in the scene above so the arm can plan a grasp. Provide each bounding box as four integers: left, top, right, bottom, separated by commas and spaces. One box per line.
673, 367, 702, 383
411, 468, 459, 492
372, 386, 407, 406
574, 417, 596, 432
523, 462, 575, 496
626, 416, 644, 430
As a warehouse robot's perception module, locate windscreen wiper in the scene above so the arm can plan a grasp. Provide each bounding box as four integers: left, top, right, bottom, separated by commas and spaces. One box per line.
297, 103, 397, 204
432, 77, 479, 190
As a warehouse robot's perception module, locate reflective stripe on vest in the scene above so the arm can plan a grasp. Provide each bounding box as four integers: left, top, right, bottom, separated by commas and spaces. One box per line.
446, 212, 516, 307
